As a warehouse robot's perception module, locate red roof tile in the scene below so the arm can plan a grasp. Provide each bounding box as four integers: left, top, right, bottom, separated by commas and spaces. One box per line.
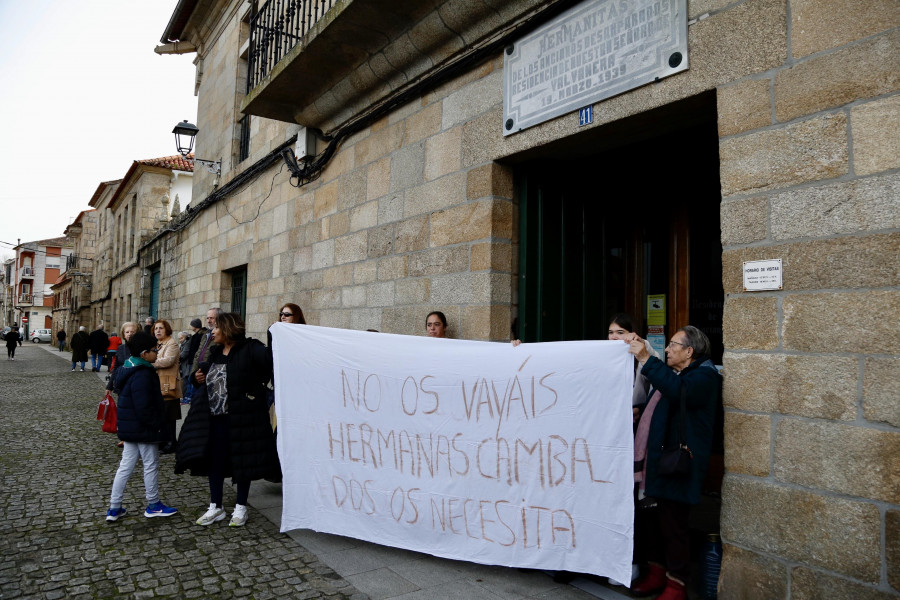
137, 154, 195, 172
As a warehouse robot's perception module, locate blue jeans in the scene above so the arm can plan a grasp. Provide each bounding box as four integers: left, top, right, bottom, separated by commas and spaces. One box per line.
110, 442, 161, 508
72, 360, 86, 370
58, 341, 65, 352
91, 353, 103, 370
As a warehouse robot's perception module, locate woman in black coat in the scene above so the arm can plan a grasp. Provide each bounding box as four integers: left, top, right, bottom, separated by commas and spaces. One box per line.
626, 326, 720, 600
5, 326, 21, 360
176, 312, 279, 528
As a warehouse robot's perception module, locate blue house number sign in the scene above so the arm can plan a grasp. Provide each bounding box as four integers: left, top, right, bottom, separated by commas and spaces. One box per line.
579, 106, 593, 126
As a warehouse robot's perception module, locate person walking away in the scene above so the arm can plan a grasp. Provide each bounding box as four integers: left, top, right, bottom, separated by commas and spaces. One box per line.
70, 326, 90, 371
56, 329, 67, 352
152, 319, 181, 454
105, 331, 178, 522
5, 326, 20, 360
177, 312, 280, 527
106, 331, 122, 374
89, 325, 109, 372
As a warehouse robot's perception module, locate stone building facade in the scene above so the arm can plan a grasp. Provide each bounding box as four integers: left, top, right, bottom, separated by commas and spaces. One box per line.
57, 206, 102, 342
70, 157, 193, 331
12, 236, 73, 339
156, 0, 899, 596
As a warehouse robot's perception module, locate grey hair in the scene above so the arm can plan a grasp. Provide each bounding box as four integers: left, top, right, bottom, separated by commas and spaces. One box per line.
208, 307, 224, 317
179, 331, 191, 340
678, 325, 711, 358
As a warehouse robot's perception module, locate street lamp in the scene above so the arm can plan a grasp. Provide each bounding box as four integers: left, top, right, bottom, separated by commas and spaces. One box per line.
172, 120, 221, 175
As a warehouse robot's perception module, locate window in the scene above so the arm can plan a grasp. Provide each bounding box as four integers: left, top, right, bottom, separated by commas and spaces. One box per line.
238, 115, 251, 162
228, 266, 248, 321
148, 265, 161, 320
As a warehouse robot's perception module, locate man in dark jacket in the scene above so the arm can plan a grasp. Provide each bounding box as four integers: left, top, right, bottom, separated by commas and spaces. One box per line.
89, 325, 109, 372
189, 307, 222, 377
105, 331, 178, 521
187, 318, 207, 372
70, 326, 90, 372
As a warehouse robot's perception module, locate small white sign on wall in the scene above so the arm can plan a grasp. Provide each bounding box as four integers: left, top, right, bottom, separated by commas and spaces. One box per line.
743, 259, 782, 291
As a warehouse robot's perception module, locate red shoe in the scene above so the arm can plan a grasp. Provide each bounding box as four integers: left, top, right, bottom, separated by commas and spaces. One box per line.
631, 563, 666, 596
655, 576, 686, 600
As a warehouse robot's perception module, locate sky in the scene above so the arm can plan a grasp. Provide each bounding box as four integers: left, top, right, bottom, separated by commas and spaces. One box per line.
0, 0, 197, 261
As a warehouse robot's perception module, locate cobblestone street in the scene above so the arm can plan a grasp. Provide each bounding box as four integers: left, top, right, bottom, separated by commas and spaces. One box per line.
0, 344, 363, 600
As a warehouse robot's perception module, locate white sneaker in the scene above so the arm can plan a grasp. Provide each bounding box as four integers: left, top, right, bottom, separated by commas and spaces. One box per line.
229, 504, 248, 527
196, 503, 226, 526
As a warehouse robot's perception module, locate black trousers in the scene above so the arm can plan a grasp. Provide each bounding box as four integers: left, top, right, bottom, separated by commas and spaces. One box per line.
208, 415, 250, 507
645, 498, 691, 583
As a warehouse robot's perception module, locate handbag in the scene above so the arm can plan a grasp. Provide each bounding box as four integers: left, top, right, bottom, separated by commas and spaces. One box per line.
160, 374, 182, 400
101, 395, 118, 433
97, 392, 112, 420
657, 386, 693, 477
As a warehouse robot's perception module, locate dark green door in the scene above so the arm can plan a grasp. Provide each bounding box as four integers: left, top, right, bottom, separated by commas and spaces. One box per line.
516, 120, 724, 362
149, 267, 161, 320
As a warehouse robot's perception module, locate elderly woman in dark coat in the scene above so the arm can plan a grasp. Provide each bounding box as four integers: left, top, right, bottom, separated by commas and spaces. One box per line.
176, 312, 279, 528
625, 326, 720, 600
70, 326, 90, 371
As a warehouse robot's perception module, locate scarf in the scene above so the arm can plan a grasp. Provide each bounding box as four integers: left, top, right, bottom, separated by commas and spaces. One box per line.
197, 331, 214, 363
634, 388, 662, 490
124, 356, 153, 369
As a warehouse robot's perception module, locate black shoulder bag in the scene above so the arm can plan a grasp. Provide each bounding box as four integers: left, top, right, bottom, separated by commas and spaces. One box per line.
657, 385, 693, 477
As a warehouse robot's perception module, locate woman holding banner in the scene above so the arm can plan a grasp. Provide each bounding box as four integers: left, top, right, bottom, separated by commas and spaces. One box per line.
625, 326, 720, 600
425, 311, 448, 338
266, 302, 306, 431
177, 312, 280, 528
607, 313, 659, 425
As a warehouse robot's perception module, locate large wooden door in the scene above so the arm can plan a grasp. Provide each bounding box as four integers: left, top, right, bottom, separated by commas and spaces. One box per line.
517, 121, 723, 362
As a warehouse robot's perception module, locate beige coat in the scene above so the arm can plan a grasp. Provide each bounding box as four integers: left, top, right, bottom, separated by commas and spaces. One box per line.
154, 336, 181, 400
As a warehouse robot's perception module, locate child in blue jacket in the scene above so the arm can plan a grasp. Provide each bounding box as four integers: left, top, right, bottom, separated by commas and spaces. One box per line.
106, 331, 178, 521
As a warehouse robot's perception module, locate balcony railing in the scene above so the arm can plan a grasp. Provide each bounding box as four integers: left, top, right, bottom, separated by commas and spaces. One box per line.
18, 294, 33, 305
21, 267, 34, 277
247, 0, 336, 92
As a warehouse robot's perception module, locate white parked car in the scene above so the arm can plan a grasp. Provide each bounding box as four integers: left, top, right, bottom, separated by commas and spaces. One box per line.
30, 328, 52, 343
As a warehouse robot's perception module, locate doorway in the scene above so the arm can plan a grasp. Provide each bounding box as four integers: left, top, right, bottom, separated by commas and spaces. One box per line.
516, 93, 723, 363
514, 92, 725, 589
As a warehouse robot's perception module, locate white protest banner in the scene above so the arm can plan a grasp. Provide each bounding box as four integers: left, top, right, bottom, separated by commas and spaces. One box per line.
271, 323, 635, 582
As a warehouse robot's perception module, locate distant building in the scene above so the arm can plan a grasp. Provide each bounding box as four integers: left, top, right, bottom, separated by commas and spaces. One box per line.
0, 258, 13, 327
13, 236, 73, 338
63, 155, 194, 331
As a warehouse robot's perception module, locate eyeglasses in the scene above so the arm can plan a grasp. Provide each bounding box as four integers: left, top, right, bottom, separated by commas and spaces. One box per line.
280, 312, 293, 318
666, 340, 687, 349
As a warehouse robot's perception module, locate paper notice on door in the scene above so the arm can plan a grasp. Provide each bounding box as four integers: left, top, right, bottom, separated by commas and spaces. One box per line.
647, 294, 666, 326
